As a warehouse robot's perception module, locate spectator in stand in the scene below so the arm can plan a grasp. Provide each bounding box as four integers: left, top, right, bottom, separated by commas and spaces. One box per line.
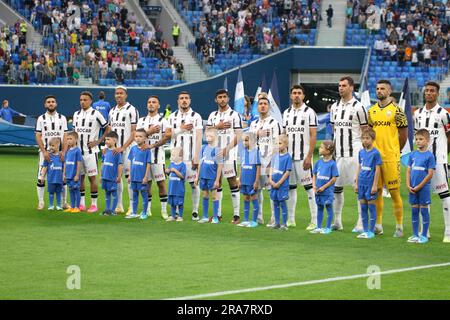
326, 5, 334, 28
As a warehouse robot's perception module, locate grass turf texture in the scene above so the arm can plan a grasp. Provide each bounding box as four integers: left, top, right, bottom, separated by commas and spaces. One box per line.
0, 146, 449, 299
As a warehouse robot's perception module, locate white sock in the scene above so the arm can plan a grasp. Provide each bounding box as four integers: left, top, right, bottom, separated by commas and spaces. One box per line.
270, 199, 275, 223
128, 183, 133, 209
191, 184, 200, 213
231, 189, 240, 217
333, 191, 344, 227
217, 189, 223, 217
306, 188, 317, 224
161, 195, 167, 213
37, 186, 45, 204
117, 180, 123, 209
258, 189, 264, 220
62, 184, 67, 205
288, 188, 297, 223
148, 195, 152, 213
355, 200, 362, 229
442, 197, 450, 236
80, 193, 85, 207
91, 193, 98, 206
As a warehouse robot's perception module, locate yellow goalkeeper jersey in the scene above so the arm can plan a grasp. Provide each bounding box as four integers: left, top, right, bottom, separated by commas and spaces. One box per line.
368, 101, 408, 162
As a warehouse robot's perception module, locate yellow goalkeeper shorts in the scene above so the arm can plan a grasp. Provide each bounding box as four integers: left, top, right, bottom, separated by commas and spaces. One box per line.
378, 161, 401, 190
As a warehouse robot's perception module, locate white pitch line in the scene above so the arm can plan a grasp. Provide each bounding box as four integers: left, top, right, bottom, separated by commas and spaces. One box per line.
166, 262, 450, 300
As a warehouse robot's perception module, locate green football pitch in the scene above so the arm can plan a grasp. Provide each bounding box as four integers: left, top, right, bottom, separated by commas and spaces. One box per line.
0, 146, 449, 300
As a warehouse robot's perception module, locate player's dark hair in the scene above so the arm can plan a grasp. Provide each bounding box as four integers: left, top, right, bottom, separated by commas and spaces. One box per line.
377, 79, 392, 87
290, 84, 305, 94
215, 89, 229, 97
99, 91, 106, 99
149, 95, 160, 102
136, 128, 147, 135
106, 131, 119, 140
339, 76, 354, 87
361, 127, 376, 140
44, 95, 56, 103
80, 91, 93, 100
415, 128, 430, 140
178, 91, 190, 98
425, 81, 440, 92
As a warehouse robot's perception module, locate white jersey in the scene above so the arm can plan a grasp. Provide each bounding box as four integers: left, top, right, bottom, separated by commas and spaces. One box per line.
330, 97, 368, 158
35, 111, 68, 150
414, 103, 450, 164
249, 116, 282, 161
108, 102, 139, 148
72, 107, 107, 155
206, 107, 243, 162
137, 114, 168, 164
167, 108, 203, 162
282, 103, 317, 161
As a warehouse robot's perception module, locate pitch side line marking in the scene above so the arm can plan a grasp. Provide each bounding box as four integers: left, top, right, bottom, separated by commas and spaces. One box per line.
166, 262, 450, 300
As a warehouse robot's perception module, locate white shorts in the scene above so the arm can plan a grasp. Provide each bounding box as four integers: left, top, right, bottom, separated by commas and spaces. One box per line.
121, 147, 131, 177
149, 164, 166, 182
335, 156, 358, 187
80, 153, 99, 177
259, 160, 271, 190
431, 163, 449, 194
185, 161, 198, 183
37, 151, 45, 179
289, 160, 313, 186
222, 161, 237, 178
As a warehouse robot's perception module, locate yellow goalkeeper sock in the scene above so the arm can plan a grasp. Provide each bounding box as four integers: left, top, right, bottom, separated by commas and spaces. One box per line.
390, 188, 403, 227
376, 188, 384, 225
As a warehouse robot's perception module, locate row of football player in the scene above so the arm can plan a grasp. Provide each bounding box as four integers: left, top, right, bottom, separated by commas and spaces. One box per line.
34, 79, 450, 242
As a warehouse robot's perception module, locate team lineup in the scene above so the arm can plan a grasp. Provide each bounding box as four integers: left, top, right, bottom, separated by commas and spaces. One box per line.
35, 77, 450, 243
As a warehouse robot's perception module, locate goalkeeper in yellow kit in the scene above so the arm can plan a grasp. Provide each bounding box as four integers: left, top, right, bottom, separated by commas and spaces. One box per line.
368, 80, 408, 237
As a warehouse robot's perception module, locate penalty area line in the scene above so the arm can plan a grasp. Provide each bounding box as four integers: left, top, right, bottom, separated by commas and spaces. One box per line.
166, 262, 450, 300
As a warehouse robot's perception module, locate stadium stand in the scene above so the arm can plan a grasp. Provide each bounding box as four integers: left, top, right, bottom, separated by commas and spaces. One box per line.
345, 0, 449, 96
0, 0, 185, 87
173, 0, 321, 75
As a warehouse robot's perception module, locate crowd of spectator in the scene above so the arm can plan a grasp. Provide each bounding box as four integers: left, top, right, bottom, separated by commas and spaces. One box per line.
1, 0, 185, 86
186, 0, 321, 65
349, 0, 450, 68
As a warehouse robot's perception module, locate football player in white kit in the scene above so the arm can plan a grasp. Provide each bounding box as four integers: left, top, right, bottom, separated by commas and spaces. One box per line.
137, 95, 170, 220
413, 81, 450, 243
166, 91, 203, 220
282, 85, 318, 230
35, 95, 69, 209
72, 91, 109, 213
329, 76, 368, 232
249, 94, 282, 225
206, 89, 243, 224
108, 86, 139, 215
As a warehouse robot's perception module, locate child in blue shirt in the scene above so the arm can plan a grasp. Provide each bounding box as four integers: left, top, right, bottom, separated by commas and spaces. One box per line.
39, 137, 64, 211
269, 135, 292, 231
312, 140, 339, 234
165, 147, 186, 222
101, 131, 123, 216
195, 128, 223, 224
354, 128, 382, 239
406, 129, 435, 244
238, 132, 261, 228
127, 129, 152, 220
63, 132, 82, 213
